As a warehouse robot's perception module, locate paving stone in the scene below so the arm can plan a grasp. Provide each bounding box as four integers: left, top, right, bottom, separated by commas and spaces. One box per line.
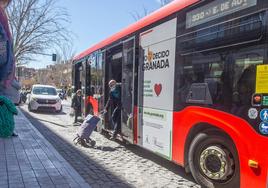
0, 184, 8, 188
9, 184, 25, 188
0, 109, 91, 188
20, 102, 201, 188
24, 182, 40, 188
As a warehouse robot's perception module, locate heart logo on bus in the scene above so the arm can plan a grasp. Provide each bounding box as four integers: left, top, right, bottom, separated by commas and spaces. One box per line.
154, 84, 162, 97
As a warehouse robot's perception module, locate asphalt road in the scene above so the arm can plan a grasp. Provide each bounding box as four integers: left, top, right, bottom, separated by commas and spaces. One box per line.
19, 101, 200, 188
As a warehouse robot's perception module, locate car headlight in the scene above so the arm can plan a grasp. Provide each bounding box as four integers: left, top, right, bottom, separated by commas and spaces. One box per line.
56, 98, 61, 103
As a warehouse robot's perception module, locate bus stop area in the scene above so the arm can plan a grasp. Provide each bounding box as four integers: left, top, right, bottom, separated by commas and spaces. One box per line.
0, 108, 90, 188
16, 102, 200, 188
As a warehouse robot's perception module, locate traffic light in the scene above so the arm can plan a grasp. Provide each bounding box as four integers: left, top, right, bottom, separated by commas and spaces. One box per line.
52, 54, 57, 61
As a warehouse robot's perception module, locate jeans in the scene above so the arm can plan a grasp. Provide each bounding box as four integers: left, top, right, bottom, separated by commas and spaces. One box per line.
112, 106, 121, 137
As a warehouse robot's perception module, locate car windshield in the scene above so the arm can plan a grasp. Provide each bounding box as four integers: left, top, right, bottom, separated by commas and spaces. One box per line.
32, 87, 57, 96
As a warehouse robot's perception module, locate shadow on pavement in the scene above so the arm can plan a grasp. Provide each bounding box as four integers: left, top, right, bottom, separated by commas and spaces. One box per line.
33, 110, 67, 116
93, 145, 123, 152
21, 106, 198, 187
34, 118, 69, 128
20, 108, 132, 188
101, 132, 198, 185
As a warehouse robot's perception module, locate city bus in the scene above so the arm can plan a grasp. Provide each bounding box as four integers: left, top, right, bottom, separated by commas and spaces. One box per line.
72, 0, 268, 187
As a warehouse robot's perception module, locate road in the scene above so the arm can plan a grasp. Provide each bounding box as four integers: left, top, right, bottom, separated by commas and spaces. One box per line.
19, 100, 200, 188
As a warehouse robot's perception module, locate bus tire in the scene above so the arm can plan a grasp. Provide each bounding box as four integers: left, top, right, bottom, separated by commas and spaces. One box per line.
188, 131, 239, 188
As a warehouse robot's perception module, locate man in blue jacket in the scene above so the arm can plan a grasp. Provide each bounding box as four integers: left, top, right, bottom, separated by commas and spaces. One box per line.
104, 80, 121, 139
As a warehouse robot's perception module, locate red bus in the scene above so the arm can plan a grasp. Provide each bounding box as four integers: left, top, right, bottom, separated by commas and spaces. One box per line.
72, 0, 268, 187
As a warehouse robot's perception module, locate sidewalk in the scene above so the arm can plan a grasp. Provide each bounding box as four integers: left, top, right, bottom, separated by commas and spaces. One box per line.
0, 108, 91, 188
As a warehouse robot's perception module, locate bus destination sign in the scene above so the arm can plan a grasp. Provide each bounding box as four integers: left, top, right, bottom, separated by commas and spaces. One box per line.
186, 0, 257, 29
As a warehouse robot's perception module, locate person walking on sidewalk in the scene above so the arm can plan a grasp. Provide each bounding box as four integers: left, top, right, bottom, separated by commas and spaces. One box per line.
71, 89, 82, 125
104, 80, 121, 140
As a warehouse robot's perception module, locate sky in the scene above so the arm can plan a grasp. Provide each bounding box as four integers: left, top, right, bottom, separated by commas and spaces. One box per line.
28, 0, 163, 69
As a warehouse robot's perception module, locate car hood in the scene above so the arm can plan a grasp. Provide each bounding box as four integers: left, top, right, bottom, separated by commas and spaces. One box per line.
31, 94, 60, 100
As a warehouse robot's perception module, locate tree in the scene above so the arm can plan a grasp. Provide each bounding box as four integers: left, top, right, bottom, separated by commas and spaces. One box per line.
130, 5, 149, 21
131, 0, 174, 21
33, 42, 75, 87
6, 0, 72, 65
159, 0, 174, 7
54, 42, 76, 88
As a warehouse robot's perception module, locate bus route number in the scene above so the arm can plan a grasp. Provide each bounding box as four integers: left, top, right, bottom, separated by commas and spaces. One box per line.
187, 0, 257, 28
192, 12, 205, 23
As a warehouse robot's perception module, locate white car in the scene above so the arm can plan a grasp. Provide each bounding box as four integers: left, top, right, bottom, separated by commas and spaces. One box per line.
28, 85, 62, 112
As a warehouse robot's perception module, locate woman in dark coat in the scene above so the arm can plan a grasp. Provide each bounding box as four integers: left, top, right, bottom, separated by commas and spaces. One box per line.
71, 89, 82, 124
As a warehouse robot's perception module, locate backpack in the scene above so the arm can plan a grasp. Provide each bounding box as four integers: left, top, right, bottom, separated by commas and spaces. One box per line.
0, 96, 18, 138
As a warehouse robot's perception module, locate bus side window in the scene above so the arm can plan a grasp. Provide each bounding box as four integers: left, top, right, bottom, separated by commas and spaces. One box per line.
177, 74, 193, 104
232, 65, 256, 109
177, 54, 225, 107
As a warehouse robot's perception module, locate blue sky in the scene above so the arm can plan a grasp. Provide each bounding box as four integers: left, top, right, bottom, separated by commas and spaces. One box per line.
28, 0, 163, 69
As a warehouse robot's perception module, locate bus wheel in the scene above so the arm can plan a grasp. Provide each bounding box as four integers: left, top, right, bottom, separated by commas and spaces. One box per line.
188, 132, 239, 188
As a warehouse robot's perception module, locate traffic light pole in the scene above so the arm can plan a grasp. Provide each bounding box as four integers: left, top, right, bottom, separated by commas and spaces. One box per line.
34, 53, 57, 61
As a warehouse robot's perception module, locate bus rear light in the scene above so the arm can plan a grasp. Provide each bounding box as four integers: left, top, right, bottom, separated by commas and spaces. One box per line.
248, 160, 259, 169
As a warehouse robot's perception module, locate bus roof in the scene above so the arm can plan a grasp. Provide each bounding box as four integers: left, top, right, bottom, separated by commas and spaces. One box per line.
73, 0, 199, 62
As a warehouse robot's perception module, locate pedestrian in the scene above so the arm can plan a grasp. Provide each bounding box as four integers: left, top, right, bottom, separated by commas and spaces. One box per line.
0, 0, 19, 137
71, 89, 82, 125
104, 80, 121, 140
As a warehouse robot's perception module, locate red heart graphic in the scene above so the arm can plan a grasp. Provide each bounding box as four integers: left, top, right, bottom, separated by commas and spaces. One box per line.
154, 84, 162, 97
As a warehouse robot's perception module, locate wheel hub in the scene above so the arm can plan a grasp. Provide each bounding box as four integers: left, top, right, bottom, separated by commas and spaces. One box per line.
199, 146, 234, 181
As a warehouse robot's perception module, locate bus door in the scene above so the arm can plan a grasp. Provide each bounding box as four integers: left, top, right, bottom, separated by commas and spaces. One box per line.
73, 62, 82, 92
81, 60, 90, 116
104, 44, 123, 130
121, 38, 135, 143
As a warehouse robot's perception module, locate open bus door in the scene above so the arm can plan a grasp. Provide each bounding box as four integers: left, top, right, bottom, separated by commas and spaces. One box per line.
103, 39, 135, 143
72, 62, 85, 118
81, 60, 91, 116
121, 38, 135, 143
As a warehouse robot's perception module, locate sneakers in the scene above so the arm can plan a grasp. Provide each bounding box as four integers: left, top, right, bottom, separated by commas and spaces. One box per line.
12, 132, 18, 137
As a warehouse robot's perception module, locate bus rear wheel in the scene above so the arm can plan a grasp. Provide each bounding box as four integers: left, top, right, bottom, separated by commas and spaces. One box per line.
188, 131, 239, 188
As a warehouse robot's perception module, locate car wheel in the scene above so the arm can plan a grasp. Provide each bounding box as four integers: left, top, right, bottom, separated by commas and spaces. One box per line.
188, 131, 240, 188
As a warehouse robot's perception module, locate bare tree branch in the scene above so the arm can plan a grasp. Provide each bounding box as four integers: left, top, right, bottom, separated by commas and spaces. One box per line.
131, 0, 174, 21
159, 0, 174, 7
6, 0, 73, 66
130, 5, 150, 21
